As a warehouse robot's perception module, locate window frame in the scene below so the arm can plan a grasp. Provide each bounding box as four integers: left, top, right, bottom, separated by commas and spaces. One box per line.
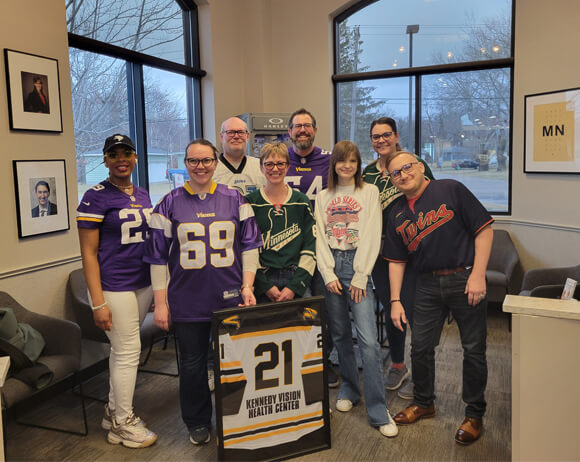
67, 0, 205, 190
332, 0, 516, 215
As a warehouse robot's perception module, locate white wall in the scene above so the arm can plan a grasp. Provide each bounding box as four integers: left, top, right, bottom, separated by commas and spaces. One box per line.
0, 0, 81, 318
497, 0, 580, 270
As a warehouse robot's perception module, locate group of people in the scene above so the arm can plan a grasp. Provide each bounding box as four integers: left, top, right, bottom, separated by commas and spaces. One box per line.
77, 108, 493, 450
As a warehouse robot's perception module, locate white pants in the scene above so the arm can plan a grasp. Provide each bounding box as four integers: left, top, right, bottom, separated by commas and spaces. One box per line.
94, 287, 152, 422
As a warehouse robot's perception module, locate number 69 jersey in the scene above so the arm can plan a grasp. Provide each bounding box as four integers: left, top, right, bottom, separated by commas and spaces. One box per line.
217, 305, 325, 450
76, 181, 153, 292
144, 181, 263, 322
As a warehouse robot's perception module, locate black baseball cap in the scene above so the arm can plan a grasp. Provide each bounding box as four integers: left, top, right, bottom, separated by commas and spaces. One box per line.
103, 134, 136, 153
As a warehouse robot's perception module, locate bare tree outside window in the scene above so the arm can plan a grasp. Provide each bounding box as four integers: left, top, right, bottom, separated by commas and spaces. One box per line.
335, 0, 513, 213
66, 0, 196, 200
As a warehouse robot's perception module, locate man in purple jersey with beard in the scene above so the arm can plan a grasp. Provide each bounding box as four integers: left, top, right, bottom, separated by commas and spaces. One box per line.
285, 108, 338, 388
144, 139, 262, 446
286, 108, 331, 208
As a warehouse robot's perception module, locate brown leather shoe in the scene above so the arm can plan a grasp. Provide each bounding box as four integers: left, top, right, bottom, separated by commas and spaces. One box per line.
455, 417, 482, 445
393, 404, 435, 425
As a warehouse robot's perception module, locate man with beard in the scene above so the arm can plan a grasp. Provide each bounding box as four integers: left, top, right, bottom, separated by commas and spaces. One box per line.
285, 108, 338, 388
213, 116, 266, 195
285, 108, 331, 209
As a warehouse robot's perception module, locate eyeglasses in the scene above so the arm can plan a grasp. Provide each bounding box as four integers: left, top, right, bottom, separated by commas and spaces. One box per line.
389, 162, 419, 179
222, 129, 248, 138
105, 150, 135, 160
263, 161, 288, 170
371, 131, 394, 142
185, 157, 216, 167
292, 123, 314, 130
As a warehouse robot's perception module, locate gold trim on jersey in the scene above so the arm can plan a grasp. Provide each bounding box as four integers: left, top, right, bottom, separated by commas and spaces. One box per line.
223, 409, 322, 436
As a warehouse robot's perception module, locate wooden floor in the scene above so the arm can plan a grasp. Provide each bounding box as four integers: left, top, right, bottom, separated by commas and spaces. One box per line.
5, 307, 511, 461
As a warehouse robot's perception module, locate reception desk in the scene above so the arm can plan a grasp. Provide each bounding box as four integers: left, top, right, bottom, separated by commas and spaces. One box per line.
503, 295, 580, 462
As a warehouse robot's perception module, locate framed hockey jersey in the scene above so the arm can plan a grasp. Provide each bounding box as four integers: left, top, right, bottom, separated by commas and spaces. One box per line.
212, 296, 331, 461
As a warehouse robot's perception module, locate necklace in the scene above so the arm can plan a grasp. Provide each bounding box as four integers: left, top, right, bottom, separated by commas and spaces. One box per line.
108, 178, 135, 201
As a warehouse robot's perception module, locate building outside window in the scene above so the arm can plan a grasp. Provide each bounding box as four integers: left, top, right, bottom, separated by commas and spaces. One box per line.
66, 0, 204, 203
334, 0, 513, 213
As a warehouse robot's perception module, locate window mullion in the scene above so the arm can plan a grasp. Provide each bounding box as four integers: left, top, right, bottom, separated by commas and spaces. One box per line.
127, 62, 149, 190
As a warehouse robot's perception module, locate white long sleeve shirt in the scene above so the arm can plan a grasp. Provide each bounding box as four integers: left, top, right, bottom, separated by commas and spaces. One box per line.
314, 183, 382, 290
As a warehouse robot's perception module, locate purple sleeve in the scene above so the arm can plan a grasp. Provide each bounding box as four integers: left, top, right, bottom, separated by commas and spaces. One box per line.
76, 185, 106, 229
238, 196, 263, 252
143, 194, 173, 265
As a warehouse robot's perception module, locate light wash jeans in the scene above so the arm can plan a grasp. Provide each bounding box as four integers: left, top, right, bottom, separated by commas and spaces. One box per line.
324, 249, 389, 427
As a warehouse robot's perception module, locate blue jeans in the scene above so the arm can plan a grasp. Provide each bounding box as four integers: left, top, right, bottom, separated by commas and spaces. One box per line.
372, 257, 416, 363
325, 249, 389, 427
173, 322, 212, 430
257, 266, 312, 304
412, 268, 487, 419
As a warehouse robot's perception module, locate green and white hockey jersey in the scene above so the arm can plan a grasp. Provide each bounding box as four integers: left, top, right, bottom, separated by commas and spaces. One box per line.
246, 187, 316, 297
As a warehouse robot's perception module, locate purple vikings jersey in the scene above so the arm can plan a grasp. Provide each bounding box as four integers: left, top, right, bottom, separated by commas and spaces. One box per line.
144, 182, 263, 322
286, 146, 331, 209
76, 181, 153, 291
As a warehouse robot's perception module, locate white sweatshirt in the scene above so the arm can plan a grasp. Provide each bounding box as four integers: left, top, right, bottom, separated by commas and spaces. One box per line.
314, 182, 382, 290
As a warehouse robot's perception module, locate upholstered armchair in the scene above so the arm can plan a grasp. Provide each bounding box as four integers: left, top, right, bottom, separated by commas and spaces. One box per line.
520, 264, 580, 298
486, 229, 520, 304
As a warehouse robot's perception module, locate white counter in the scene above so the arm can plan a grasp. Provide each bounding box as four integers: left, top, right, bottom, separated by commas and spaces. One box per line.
503, 295, 580, 462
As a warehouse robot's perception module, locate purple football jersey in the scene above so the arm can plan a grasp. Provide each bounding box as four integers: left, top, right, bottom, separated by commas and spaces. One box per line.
77, 181, 153, 291
286, 146, 331, 209
144, 182, 263, 322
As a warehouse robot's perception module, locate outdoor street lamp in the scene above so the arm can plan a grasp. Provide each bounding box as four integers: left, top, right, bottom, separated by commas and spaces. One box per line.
406, 24, 419, 153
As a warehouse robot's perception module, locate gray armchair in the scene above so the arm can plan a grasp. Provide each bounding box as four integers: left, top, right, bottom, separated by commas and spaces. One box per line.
486, 229, 520, 304
520, 264, 580, 298
67, 268, 178, 377
0, 291, 86, 435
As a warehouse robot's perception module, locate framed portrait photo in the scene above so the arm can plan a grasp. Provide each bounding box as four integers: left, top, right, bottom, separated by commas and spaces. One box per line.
13, 160, 70, 238
4, 49, 63, 132
524, 86, 580, 174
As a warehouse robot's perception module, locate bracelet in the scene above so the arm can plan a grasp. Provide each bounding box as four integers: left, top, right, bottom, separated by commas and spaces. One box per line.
240, 284, 254, 291
91, 302, 107, 311
390, 299, 401, 304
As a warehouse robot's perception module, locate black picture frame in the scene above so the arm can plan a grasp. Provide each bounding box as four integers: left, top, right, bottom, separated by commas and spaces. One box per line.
212, 296, 331, 461
13, 160, 70, 238
524, 86, 580, 174
4, 49, 63, 132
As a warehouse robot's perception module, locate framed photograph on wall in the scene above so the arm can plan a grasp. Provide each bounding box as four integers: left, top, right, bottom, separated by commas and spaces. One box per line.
13, 160, 70, 238
524, 87, 580, 174
4, 49, 63, 132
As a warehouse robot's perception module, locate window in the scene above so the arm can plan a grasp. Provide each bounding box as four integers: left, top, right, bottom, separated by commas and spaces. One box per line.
334, 0, 513, 213
67, 0, 204, 203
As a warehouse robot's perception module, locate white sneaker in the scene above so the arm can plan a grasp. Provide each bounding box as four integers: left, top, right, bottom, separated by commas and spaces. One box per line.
107, 413, 158, 448
208, 369, 215, 392
379, 412, 399, 438
102, 404, 147, 430
336, 399, 353, 412
101, 403, 114, 430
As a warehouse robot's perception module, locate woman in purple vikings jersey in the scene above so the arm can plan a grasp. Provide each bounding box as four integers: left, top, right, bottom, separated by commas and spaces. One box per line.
77, 134, 157, 448
144, 139, 262, 446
